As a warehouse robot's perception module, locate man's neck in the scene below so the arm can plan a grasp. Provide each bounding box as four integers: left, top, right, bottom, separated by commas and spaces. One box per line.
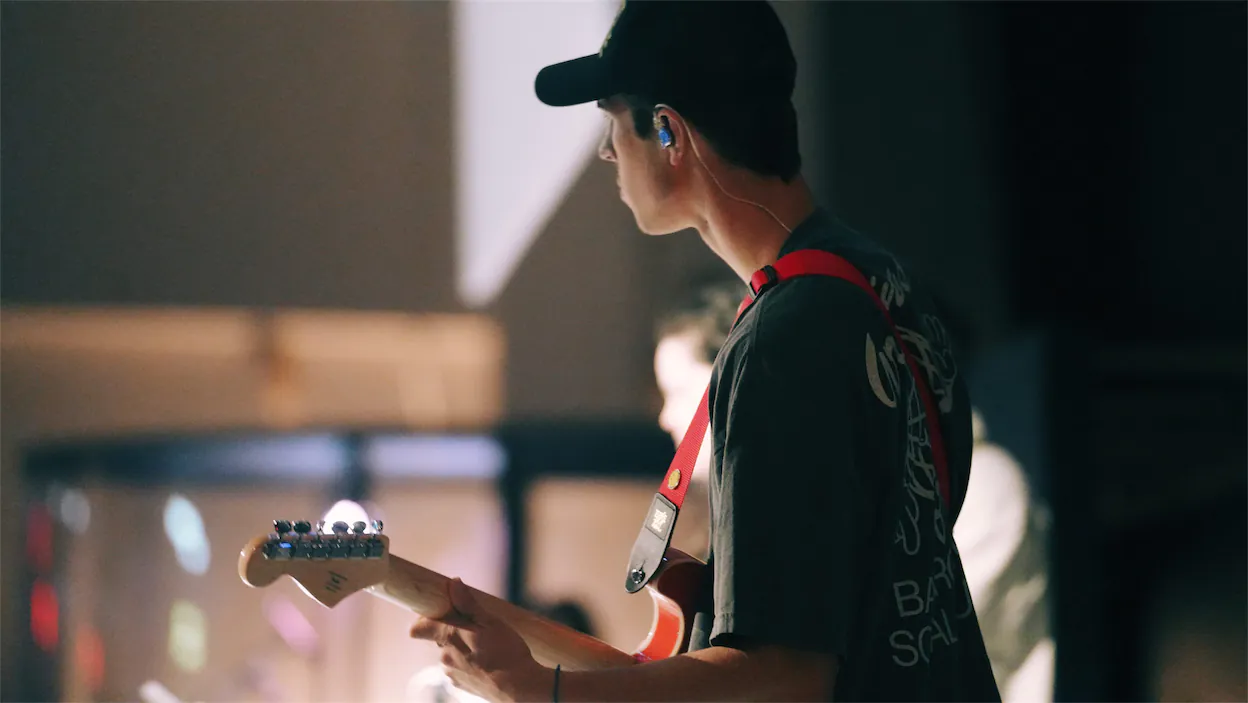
693, 175, 817, 282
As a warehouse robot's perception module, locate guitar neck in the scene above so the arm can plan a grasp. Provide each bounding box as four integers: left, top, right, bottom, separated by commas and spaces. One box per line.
367, 555, 638, 671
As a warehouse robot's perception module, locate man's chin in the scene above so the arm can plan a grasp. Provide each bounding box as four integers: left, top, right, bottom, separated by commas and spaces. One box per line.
633, 212, 683, 237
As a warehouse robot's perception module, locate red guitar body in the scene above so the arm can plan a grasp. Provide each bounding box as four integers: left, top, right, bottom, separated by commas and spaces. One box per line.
633, 548, 712, 662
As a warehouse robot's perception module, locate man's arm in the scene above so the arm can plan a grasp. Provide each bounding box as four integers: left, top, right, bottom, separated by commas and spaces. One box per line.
534, 645, 837, 702
413, 580, 836, 703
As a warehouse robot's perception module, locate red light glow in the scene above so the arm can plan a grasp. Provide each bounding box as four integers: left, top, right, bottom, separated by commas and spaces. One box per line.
30, 579, 59, 651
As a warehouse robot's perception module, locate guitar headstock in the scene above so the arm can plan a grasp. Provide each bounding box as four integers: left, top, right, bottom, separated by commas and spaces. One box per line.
238, 519, 390, 608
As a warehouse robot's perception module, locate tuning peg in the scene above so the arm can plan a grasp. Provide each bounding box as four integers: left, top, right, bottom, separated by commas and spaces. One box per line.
370, 519, 384, 534
351, 521, 367, 535
315, 520, 327, 535
274, 519, 292, 534
293, 520, 312, 535
332, 521, 350, 535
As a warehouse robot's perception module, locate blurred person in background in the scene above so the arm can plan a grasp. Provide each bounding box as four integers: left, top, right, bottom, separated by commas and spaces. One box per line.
650, 282, 743, 560
935, 305, 1055, 703
413, 2, 999, 700
955, 411, 1053, 702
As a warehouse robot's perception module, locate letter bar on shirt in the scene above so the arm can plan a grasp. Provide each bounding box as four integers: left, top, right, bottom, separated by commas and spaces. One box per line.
625, 249, 952, 593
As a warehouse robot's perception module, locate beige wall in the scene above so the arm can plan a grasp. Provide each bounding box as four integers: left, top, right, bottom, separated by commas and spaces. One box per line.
2, 2, 456, 312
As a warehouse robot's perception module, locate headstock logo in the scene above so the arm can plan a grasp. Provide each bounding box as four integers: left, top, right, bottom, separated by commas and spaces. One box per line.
325, 570, 348, 593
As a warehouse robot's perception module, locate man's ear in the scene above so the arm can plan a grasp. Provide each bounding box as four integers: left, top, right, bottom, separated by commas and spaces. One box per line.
653, 103, 689, 167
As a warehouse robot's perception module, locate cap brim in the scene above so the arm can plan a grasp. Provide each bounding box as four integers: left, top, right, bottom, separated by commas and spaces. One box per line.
535, 54, 616, 107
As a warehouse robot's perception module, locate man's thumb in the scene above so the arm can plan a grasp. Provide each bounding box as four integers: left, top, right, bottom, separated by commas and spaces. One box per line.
448, 577, 479, 618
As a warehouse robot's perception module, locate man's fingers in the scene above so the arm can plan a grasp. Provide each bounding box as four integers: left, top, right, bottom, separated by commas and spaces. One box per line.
410, 616, 447, 642
449, 576, 496, 626
411, 617, 467, 645
448, 578, 479, 617
441, 642, 468, 669
445, 630, 472, 656
412, 617, 475, 661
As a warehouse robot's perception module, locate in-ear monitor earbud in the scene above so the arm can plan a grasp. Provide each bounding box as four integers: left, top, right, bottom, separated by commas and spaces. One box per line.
654, 114, 674, 149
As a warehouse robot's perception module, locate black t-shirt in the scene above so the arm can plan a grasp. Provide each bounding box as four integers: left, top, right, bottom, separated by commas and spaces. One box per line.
686, 209, 1001, 701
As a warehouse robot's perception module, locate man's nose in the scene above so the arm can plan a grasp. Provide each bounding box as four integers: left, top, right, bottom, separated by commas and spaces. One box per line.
598, 129, 616, 162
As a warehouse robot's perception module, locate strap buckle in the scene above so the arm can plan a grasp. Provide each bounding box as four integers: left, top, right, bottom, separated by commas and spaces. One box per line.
749, 264, 779, 299
624, 493, 679, 593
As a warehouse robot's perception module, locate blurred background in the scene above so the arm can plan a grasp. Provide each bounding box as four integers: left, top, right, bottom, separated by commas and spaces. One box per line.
1, 1, 1244, 701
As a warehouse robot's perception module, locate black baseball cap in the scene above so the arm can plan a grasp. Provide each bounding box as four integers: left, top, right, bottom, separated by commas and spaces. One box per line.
534, 0, 796, 109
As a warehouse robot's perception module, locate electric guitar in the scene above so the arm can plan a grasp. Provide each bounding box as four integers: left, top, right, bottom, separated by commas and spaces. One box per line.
237, 519, 709, 670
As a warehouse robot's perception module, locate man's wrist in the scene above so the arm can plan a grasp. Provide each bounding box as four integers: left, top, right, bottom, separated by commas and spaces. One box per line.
499, 662, 559, 703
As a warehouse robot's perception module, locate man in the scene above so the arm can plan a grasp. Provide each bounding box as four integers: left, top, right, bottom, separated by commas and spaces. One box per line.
654, 287, 1054, 701
411, 2, 1000, 700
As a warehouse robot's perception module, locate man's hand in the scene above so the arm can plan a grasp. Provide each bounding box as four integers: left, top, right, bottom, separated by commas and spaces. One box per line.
410, 578, 550, 703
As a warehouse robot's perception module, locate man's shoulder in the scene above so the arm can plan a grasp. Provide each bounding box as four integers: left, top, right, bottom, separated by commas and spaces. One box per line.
761, 216, 914, 316
743, 249, 900, 352
714, 217, 938, 378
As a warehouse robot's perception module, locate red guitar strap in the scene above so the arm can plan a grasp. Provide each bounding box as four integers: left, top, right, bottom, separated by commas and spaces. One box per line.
624, 249, 951, 593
